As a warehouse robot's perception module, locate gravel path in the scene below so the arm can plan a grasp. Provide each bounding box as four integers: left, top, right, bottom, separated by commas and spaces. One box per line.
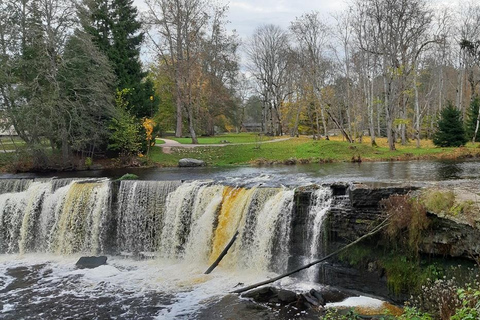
157, 137, 291, 154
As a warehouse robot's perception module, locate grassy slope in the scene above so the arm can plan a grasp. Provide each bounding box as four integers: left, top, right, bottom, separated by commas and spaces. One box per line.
159, 133, 275, 144
150, 135, 480, 167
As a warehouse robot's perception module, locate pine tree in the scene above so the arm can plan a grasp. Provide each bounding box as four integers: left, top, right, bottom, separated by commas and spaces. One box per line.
433, 102, 468, 147
465, 96, 480, 141
79, 0, 155, 118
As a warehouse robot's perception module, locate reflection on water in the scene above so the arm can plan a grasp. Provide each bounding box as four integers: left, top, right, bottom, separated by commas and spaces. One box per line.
1, 160, 480, 186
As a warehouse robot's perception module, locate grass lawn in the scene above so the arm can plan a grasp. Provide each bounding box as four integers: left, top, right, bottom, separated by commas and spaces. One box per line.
150, 135, 480, 167
158, 132, 277, 144
0, 137, 26, 151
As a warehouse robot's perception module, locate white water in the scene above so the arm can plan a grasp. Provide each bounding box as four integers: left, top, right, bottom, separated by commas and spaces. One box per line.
305, 187, 333, 281
0, 178, 342, 319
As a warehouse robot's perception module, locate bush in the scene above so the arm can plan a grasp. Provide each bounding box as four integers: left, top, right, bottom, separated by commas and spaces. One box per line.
381, 194, 430, 252
117, 173, 139, 180
409, 267, 480, 320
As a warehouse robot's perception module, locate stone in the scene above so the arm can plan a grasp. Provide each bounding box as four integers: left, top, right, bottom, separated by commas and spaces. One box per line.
309, 289, 325, 305
276, 289, 297, 304
301, 292, 321, 307
242, 286, 277, 303
178, 158, 206, 167
75, 256, 107, 269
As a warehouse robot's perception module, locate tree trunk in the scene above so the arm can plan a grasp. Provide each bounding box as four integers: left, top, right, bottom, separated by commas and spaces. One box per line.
186, 104, 198, 144
232, 219, 389, 294
175, 84, 183, 138
414, 69, 421, 148
384, 74, 395, 151
473, 104, 480, 143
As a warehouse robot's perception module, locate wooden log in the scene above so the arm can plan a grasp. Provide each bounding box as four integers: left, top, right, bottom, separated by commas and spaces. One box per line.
231, 219, 389, 294
205, 230, 239, 274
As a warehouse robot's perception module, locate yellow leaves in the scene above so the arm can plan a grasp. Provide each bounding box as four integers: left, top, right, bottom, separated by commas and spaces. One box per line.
142, 118, 155, 142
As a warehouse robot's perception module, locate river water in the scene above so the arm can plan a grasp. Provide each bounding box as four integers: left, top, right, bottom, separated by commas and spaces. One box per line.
1, 160, 479, 319
2, 160, 480, 186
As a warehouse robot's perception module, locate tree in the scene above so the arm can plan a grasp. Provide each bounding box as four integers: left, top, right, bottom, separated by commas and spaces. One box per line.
247, 24, 291, 136
353, 0, 436, 150
108, 88, 142, 158
146, 0, 209, 143
433, 102, 467, 147
79, 0, 151, 118
466, 96, 480, 142
290, 12, 332, 140
57, 30, 117, 159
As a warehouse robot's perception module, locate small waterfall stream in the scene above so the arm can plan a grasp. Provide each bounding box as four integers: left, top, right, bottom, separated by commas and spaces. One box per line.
0, 178, 333, 277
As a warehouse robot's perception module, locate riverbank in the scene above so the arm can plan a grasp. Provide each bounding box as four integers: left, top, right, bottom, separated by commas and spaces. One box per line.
151, 135, 480, 167
1, 135, 480, 172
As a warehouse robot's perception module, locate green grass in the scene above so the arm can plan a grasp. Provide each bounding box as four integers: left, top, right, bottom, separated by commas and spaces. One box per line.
0, 137, 26, 151
150, 136, 480, 167
158, 132, 276, 144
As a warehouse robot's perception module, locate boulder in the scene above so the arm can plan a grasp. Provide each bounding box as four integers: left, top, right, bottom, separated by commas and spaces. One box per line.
178, 158, 206, 167
242, 286, 277, 303
75, 256, 107, 269
277, 289, 298, 304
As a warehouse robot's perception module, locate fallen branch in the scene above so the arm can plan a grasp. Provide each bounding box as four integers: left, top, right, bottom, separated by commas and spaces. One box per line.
205, 230, 239, 274
231, 219, 389, 294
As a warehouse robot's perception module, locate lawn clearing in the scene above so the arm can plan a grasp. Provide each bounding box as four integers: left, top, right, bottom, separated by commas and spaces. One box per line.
150, 136, 480, 167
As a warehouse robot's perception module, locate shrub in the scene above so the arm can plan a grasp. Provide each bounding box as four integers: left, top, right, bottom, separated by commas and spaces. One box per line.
422, 190, 455, 214
117, 173, 139, 180
381, 195, 430, 252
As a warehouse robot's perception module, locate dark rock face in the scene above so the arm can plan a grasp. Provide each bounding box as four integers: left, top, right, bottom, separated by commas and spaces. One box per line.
241, 286, 353, 309
288, 183, 480, 303
178, 158, 206, 167
420, 214, 480, 257
75, 256, 108, 269
348, 184, 417, 207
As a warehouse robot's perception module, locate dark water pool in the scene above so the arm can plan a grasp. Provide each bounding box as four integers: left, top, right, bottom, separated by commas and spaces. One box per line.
2, 160, 480, 187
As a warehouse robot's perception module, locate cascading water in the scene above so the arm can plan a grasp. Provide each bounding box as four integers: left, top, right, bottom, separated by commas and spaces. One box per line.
0, 178, 337, 319
0, 178, 335, 273
303, 186, 333, 281
115, 180, 181, 254
0, 179, 111, 254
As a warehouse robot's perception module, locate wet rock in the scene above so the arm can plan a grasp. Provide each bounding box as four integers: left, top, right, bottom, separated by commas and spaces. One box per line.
348, 185, 417, 207
309, 289, 325, 305
242, 286, 277, 303
277, 289, 297, 304
75, 256, 107, 269
317, 287, 350, 304
242, 287, 299, 305
178, 158, 206, 167
301, 292, 321, 307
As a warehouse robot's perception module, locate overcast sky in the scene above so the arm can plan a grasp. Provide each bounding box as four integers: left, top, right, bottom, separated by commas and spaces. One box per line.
135, 0, 349, 63
134, 0, 461, 64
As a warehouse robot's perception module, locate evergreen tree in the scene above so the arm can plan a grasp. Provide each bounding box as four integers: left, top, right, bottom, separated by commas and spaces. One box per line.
58, 30, 117, 159
466, 96, 480, 141
79, 0, 155, 118
433, 102, 468, 147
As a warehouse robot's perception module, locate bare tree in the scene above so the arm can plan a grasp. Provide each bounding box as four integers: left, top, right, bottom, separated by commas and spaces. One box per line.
145, 0, 209, 143
290, 12, 332, 140
246, 24, 291, 136
352, 0, 436, 150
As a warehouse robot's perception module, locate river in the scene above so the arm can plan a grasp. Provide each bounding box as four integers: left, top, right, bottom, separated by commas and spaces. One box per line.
0, 160, 479, 319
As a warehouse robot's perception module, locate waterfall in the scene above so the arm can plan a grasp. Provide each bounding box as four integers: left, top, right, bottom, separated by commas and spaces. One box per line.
304, 186, 333, 281
0, 179, 111, 254
0, 179, 32, 194
115, 180, 181, 254
0, 178, 335, 281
